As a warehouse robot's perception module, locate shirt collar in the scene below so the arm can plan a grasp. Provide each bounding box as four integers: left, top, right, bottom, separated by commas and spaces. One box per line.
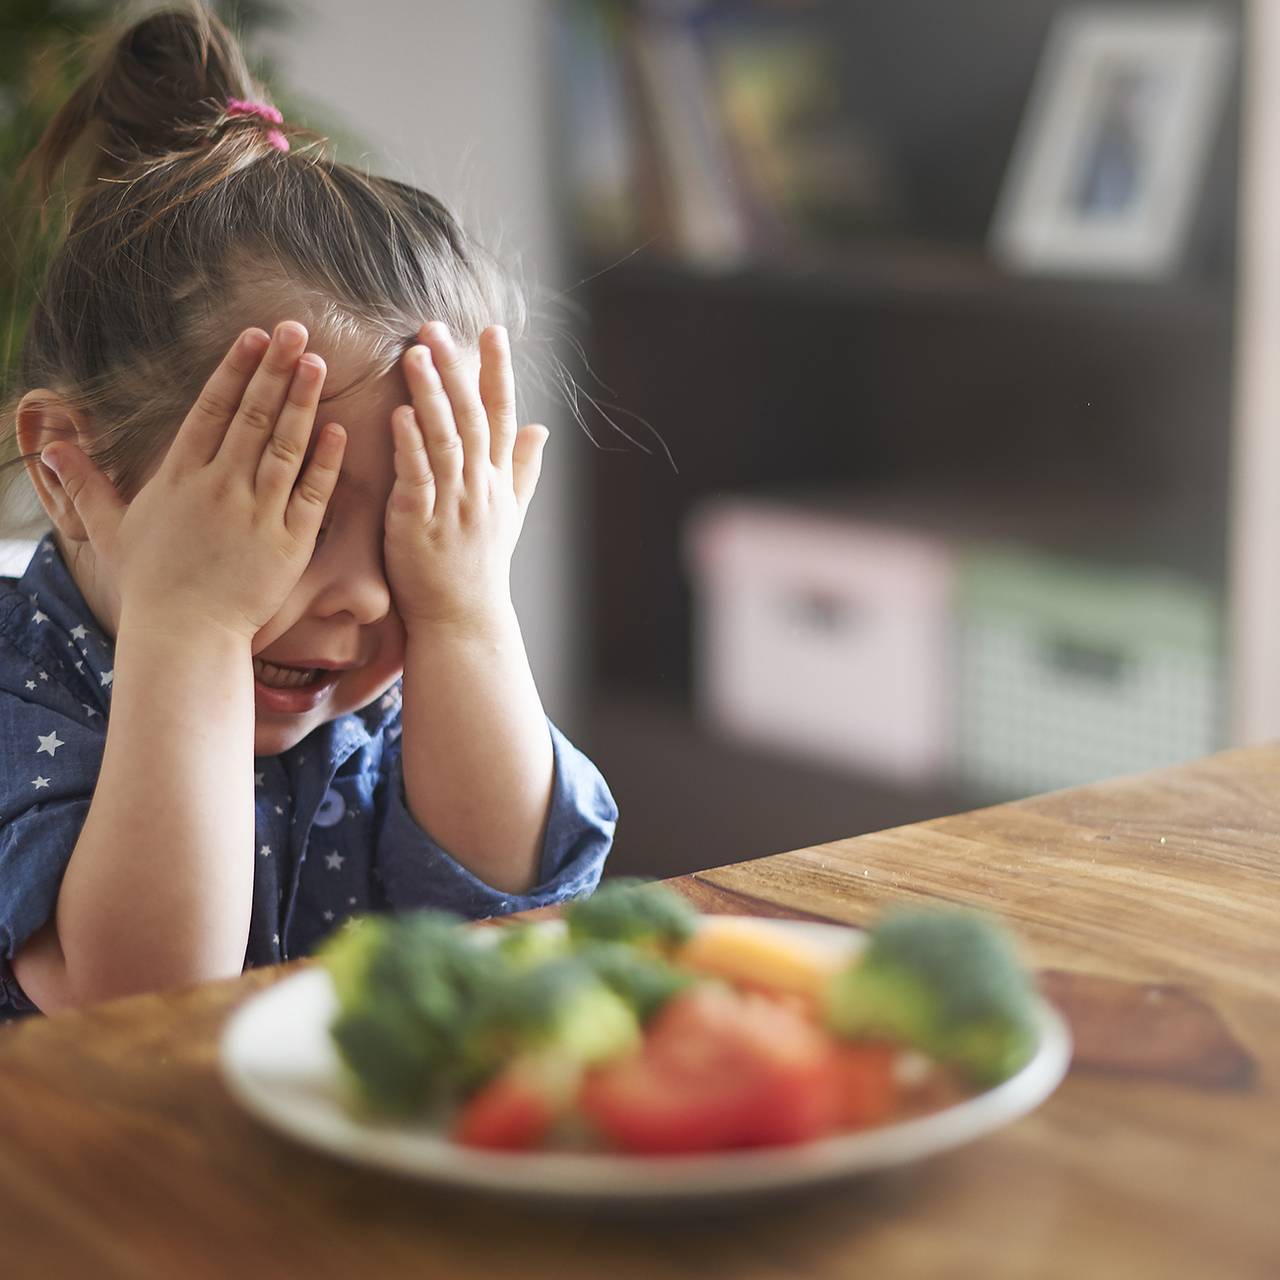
16, 532, 105, 650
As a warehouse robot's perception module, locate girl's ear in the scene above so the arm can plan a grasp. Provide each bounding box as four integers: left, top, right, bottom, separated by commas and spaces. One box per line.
15, 390, 93, 544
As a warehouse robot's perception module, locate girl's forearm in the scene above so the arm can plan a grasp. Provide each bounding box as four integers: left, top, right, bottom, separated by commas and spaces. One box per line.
57, 612, 256, 1004
400, 605, 553, 895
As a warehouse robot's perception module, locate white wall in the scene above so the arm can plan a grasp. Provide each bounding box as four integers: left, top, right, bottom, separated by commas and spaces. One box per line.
1230, 0, 1280, 745
264, 0, 586, 731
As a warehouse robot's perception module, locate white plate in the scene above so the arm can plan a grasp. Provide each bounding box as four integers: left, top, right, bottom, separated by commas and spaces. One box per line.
218, 918, 1072, 1204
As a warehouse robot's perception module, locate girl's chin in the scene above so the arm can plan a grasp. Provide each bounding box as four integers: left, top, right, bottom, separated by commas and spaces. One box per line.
253, 718, 314, 758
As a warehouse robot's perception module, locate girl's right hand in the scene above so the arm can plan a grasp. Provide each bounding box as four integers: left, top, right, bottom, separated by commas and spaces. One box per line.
40, 320, 346, 643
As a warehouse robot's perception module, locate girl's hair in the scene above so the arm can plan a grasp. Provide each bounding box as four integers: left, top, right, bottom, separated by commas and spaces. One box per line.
0, 1, 526, 526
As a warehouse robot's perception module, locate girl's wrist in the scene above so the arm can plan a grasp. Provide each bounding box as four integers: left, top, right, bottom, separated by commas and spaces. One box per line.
117, 603, 256, 657
401, 596, 519, 647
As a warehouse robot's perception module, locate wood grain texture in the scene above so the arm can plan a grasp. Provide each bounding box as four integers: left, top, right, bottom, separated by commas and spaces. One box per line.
1, 747, 1278, 1279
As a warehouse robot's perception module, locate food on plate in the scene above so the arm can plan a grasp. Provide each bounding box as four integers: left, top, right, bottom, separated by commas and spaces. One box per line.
318, 882, 1043, 1153
579, 983, 849, 1152
825, 909, 1039, 1086
323, 913, 639, 1118
563, 876, 699, 950
676, 914, 847, 1002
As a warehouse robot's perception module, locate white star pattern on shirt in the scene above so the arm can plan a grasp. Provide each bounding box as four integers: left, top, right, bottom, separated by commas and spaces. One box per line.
24, 680, 34, 691
36, 731, 64, 757
324, 851, 344, 871
31, 610, 47, 624
274, 805, 284, 815
31, 776, 50, 790
348, 896, 357, 905
260, 845, 271, 857
100, 669, 113, 686
323, 910, 335, 922
37, 671, 48, 681
81, 704, 99, 718
70, 624, 87, 641
272, 934, 280, 947
74, 660, 83, 673
254, 772, 264, 786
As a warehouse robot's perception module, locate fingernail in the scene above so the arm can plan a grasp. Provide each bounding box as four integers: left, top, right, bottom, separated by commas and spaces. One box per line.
276, 321, 307, 347
408, 345, 431, 370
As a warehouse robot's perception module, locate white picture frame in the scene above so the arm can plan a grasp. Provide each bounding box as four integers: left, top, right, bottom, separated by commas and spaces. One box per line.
991, 6, 1236, 278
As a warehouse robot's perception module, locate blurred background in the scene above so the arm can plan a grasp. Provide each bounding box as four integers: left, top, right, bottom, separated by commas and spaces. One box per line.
7, 0, 1278, 882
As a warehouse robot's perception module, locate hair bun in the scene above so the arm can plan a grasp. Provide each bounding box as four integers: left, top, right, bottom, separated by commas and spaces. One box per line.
24, 3, 266, 203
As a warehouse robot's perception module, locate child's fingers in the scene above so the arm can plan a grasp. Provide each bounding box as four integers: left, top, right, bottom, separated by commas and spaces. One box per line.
254, 353, 326, 507
418, 322, 489, 491
511, 423, 548, 517
403, 344, 464, 503
478, 325, 517, 473
284, 422, 345, 542
39, 442, 126, 554
216, 320, 309, 473
389, 405, 436, 522
170, 327, 270, 469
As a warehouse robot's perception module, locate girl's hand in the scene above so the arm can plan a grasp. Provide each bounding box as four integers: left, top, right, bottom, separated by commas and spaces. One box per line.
384, 321, 548, 635
40, 321, 346, 642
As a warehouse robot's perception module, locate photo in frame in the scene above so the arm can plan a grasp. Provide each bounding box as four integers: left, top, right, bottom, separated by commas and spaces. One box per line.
991, 5, 1235, 278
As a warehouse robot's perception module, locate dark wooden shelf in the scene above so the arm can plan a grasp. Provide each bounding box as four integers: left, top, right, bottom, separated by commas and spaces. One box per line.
575, 241, 1234, 331
582, 692, 979, 882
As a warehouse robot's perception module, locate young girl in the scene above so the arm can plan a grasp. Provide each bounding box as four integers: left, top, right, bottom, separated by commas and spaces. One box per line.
0, 6, 616, 1021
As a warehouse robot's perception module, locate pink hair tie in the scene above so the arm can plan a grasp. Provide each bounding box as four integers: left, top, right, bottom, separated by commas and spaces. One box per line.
225, 98, 290, 153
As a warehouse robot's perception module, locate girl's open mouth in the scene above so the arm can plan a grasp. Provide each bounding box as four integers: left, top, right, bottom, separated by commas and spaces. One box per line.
252, 657, 342, 713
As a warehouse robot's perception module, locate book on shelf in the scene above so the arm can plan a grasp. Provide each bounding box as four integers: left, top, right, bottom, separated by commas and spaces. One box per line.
551, 1, 643, 254
552, 0, 896, 269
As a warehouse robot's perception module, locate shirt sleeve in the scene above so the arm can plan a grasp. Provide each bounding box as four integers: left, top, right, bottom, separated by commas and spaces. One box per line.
372, 716, 617, 918
0, 690, 101, 966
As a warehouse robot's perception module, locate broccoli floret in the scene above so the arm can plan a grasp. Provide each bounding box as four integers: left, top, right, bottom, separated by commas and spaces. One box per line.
574, 939, 694, 1021
494, 921, 571, 970
564, 878, 698, 952
319, 910, 510, 1115
825, 910, 1039, 1086
470, 956, 641, 1067
320, 913, 390, 1008
319, 913, 640, 1116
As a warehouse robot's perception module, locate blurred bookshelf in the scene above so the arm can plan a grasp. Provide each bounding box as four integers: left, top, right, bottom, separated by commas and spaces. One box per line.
549, 0, 1252, 880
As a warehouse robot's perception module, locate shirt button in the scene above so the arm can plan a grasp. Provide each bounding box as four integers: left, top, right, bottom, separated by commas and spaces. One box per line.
314, 786, 346, 827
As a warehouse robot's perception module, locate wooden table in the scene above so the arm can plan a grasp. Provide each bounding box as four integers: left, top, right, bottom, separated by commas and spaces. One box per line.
1, 747, 1277, 1279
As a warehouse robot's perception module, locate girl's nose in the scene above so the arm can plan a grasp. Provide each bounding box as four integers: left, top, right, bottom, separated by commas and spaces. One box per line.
310, 550, 392, 626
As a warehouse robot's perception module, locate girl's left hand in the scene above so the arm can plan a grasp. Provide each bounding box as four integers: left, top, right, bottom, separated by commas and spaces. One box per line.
384, 321, 548, 635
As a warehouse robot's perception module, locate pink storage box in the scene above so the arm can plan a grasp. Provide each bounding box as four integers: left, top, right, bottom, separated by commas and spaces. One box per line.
683, 499, 956, 781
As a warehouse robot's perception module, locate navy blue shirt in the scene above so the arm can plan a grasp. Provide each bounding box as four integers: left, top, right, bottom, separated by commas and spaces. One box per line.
0, 534, 616, 1022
